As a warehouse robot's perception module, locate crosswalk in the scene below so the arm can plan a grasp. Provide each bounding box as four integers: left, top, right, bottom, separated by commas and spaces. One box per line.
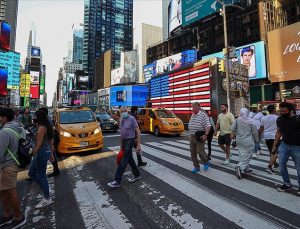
14, 138, 300, 229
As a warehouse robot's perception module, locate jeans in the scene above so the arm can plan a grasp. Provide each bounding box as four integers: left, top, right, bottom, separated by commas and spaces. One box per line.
278, 142, 300, 187
115, 138, 140, 183
29, 144, 51, 199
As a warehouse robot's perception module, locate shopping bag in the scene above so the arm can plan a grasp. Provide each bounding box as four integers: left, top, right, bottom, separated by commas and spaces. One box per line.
117, 149, 124, 165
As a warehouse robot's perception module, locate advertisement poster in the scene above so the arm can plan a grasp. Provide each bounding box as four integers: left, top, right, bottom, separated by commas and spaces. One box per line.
168, 0, 182, 34
30, 85, 39, 99
268, 22, 300, 83
143, 63, 155, 83
111, 67, 124, 86
31, 46, 41, 57
121, 51, 138, 84
116, 90, 127, 102
0, 68, 8, 96
156, 52, 183, 75
30, 71, 40, 85
0, 21, 11, 51
202, 41, 267, 80
19, 74, 31, 97
40, 74, 45, 94
0, 51, 20, 89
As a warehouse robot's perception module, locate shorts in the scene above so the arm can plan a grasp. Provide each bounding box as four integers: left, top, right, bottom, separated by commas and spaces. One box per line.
218, 134, 231, 146
0, 164, 19, 191
265, 139, 279, 155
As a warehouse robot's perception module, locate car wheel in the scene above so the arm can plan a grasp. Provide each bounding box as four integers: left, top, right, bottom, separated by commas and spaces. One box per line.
154, 127, 160, 136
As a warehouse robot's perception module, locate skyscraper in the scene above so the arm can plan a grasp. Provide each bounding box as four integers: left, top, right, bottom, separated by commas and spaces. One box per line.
83, 0, 133, 88
0, 0, 19, 51
73, 29, 83, 64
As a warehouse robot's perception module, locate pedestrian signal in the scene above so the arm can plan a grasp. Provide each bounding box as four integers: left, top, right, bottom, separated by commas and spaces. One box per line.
218, 60, 225, 72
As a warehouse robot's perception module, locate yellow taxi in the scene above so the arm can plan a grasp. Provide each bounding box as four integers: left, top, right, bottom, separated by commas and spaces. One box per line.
54, 106, 103, 154
137, 108, 184, 136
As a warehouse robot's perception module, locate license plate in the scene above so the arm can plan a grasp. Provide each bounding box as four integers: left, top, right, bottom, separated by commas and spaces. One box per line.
80, 141, 88, 147
105, 126, 111, 130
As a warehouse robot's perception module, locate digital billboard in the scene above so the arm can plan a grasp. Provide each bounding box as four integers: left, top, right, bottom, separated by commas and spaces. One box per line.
30, 85, 39, 99
78, 75, 89, 83
20, 74, 30, 97
30, 71, 40, 85
0, 21, 11, 51
143, 63, 155, 83
0, 68, 8, 96
122, 50, 138, 84
116, 90, 127, 102
40, 74, 45, 94
182, 0, 238, 27
31, 46, 41, 57
111, 67, 124, 86
202, 41, 267, 80
268, 22, 300, 83
0, 51, 20, 89
168, 0, 182, 34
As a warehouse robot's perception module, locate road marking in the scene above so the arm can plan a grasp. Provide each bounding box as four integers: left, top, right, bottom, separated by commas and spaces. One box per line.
103, 133, 149, 138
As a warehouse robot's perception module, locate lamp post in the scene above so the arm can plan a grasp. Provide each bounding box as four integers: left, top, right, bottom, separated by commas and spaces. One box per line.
218, 0, 244, 112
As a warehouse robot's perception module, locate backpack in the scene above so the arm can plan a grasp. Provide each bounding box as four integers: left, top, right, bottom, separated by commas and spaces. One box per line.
4, 128, 33, 168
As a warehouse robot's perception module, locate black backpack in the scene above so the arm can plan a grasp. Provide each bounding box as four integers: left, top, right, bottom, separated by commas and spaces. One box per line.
4, 128, 33, 168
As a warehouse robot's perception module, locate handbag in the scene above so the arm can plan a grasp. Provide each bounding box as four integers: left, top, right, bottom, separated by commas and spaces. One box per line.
117, 148, 124, 165
195, 130, 206, 142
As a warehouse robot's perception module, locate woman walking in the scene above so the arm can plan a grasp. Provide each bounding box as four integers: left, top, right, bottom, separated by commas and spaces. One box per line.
29, 109, 55, 208
231, 108, 259, 179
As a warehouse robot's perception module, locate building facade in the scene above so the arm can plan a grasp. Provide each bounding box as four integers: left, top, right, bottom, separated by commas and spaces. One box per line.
83, 0, 133, 88
73, 29, 83, 64
64, 62, 83, 74
0, 0, 18, 51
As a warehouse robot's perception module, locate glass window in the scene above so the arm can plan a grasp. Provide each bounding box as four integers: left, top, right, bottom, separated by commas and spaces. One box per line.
59, 110, 96, 124
116, 0, 124, 9
155, 109, 176, 118
115, 13, 124, 24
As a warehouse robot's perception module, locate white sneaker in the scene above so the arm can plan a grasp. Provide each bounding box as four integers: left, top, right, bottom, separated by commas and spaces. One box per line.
128, 175, 141, 183
222, 159, 230, 165
252, 153, 257, 158
36, 197, 53, 209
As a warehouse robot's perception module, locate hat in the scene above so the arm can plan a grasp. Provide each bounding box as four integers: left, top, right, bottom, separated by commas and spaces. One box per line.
250, 104, 258, 108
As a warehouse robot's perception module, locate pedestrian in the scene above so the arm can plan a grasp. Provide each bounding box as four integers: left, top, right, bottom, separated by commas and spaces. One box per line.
231, 108, 259, 179
107, 106, 141, 188
14, 109, 22, 123
205, 111, 215, 160
20, 108, 32, 129
214, 104, 235, 165
248, 104, 264, 158
28, 109, 55, 208
39, 107, 60, 177
258, 105, 279, 174
0, 108, 26, 228
188, 102, 211, 173
130, 106, 147, 166
272, 102, 300, 195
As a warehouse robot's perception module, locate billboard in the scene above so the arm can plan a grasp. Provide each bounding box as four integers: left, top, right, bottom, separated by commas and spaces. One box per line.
182, 0, 238, 27
30, 85, 39, 99
111, 67, 124, 86
40, 73, 45, 94
30, 71, 40, 85
268, 22, 300, 83
78, 75, 89, 83
0, 68, 8, 96
0, 51, 20, 89
20, 74, 30, 97
122, 50, 138, 84
202, 41, 267, 80
116, 90, 127, 102
0, 21, 11, 51
143, 63, 155, 83
31, 46, 41, 57
168, 0, 182, 34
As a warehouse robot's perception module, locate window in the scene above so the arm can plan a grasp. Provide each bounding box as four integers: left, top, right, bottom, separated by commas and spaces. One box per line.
115, 13, 124, 24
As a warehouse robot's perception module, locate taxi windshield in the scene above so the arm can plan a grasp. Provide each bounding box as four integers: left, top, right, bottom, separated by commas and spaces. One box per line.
155, 109, 176, 118
59, 110, 96, 124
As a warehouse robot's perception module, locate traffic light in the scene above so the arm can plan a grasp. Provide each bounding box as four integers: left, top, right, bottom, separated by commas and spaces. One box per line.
218, 59, 225, 72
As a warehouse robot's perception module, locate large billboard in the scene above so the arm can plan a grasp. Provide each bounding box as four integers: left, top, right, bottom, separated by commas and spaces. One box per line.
30, 71, 40, 85
31, 46, 41, 57
0, 51, 20, 89
30, 85, 39, 99
168, 0, 182, 34
0, 21, 11, 51
0, 68, 8, 96
182, 0, 238, 27
122, 50, 138, 84
268, 22, 300, 83
202, 41, 267, 80
20, 74, 30, 97
111, 67, 124, 86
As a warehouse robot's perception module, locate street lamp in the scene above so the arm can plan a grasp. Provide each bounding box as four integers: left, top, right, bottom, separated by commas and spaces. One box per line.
217, 0, 244, 112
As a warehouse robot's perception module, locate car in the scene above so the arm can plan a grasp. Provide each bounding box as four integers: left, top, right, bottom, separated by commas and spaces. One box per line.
137, 108, 184, 136
95, 112, 119, 132
53, 106, 103, 154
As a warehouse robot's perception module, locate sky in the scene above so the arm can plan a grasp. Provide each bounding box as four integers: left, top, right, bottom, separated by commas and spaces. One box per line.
15, 0, 163, 106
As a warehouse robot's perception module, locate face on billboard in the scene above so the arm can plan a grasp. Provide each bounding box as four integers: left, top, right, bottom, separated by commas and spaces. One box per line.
168, 0, 182, 34
155, 52, 182, 75
0, 22, 11, 51
239, 46, 256, 78
111, 67, 124, 85
0, 68, 8, 96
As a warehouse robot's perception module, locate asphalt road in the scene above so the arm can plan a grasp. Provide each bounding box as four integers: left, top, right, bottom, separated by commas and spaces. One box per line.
1, 131, 300, 229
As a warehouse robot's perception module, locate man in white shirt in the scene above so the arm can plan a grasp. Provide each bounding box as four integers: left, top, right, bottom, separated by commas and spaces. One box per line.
259, 105, 279, 174
249, 104, 264, 157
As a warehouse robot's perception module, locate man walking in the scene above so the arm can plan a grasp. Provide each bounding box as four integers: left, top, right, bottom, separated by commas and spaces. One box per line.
0, 108, 26, 228
214, 104, 235, 165
272, 102, 300, 195
188, 102, 211, 173
258, 105, 279, 174
249, 104, 264, 158
107, 106, 141, 188
20, 108, 32, 128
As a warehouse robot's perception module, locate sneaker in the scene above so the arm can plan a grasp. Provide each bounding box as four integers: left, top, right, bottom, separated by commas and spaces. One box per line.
266, 166, 275, 175
252, 153, 257, 158
277, 184, 292, 192
128, 175, 141, 183
222, 159, 230, 165
107, 181, 121, 188
191, 168, 200, 173
203, 162, 209, 171
36, 197, 54, 209
11, 215, 26, 229
0, 215, 14, 227
235, 166, 242, 179
138, 161, 147, 167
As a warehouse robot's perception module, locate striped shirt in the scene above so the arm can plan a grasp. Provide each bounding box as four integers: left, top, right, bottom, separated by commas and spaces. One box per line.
188, 111, 211, 135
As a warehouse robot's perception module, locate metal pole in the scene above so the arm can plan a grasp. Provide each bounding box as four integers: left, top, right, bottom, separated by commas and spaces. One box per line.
222, 4, 231, 112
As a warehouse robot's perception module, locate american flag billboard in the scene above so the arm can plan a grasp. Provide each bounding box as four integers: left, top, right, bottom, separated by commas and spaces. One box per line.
150, 63, 211, 115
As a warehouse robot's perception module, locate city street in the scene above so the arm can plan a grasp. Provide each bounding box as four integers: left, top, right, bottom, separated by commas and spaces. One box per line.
4, 131, 300, 229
